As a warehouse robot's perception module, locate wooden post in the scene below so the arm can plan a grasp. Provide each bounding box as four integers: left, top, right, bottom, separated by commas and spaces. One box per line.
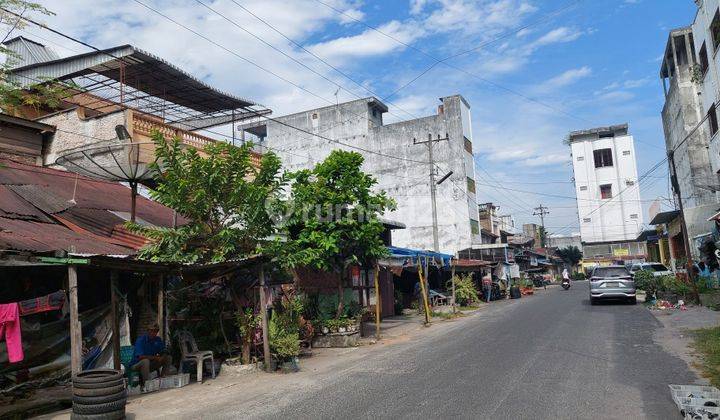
417, 257, 431, 325
259, 266, 271, 371
110, 271, 121, 370
450, 259, 457, 314
157, 275, 165, 340
374, 264, 381, 339
68, 264, 81, 375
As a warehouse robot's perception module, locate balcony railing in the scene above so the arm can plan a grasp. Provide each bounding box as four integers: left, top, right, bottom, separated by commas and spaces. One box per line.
128, 111, 262, 168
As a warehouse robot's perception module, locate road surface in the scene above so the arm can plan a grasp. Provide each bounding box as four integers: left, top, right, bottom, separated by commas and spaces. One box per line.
180, 282, 695, 419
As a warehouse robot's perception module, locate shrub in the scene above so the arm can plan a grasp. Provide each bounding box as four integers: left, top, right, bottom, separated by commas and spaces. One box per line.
634, 270, 662, 297
448, 274, 479, 306
662, 275, 690, 296
572, 272, 586, 280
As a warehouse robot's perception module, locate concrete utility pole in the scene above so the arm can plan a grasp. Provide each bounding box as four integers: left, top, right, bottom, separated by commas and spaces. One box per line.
413, 134, 449, 252
533, 204, 550, 247
669, 151, 699, 303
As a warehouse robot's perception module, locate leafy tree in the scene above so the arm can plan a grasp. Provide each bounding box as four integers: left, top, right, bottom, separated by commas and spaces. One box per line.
269, 150, 395, 318
537, 225, 547, 247
0, 2, 73, 114
557, 246, 583, 270
130, 132, 283, 263
448, 273, 478, 306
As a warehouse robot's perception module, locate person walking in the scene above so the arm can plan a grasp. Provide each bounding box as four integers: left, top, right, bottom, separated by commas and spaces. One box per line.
482, 273, 492, 303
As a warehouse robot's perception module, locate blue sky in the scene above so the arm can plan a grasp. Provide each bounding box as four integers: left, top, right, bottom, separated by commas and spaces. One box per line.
30, 0, 698, 236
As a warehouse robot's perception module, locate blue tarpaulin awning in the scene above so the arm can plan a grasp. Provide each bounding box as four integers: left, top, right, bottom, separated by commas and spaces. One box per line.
385, 246, 453, 267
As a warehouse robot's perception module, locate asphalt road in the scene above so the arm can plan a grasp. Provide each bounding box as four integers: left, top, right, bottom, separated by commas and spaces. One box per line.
213, 282, 695, 419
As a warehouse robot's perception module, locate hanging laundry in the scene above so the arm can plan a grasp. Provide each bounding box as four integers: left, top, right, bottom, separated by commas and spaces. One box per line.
19, 290, 66, 316
0, 303, 24, 363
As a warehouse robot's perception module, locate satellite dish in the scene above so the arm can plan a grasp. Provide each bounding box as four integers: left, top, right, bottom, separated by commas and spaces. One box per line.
55, 125, 158, 222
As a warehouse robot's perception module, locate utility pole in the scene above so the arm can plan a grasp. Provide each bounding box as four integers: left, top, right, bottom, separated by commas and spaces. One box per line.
413, 133, 449, 252
669, 151, 699, 303
533, 204, 550, 247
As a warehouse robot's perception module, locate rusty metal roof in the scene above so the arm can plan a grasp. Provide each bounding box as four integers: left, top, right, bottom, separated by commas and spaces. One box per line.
0, 159, 179, 255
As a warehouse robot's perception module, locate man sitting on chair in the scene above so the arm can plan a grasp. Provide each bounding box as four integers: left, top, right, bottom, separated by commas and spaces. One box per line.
131, 323, 172, 383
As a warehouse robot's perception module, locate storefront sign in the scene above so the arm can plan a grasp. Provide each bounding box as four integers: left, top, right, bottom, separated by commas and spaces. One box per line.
613, 248, 629, 257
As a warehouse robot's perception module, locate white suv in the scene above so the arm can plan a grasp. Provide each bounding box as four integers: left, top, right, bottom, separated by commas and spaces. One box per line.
629, 262, 672, 278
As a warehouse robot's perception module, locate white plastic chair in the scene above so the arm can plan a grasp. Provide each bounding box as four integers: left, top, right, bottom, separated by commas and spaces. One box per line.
176, 330, 215, 383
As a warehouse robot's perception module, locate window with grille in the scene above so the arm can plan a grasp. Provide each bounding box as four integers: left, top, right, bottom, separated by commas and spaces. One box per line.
711, 9, 720, 51
600, 184, 612, 199
470, 219, 480, 235
623, 150, 631, 156
710, 104, 719, 136
583, 218, 591, 223
700, 42, 710, 75
630, 214, 639, 219
464, 137, 473, 154
577, 156, 584, 161
593, 148, 613, 168
467, 177, 476, 194
579, 186, 587, 191
626, 180, 635, 186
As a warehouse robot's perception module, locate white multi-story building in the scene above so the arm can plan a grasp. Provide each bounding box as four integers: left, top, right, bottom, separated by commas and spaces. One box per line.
569, 124, 644, 245
240, 95, 481, 254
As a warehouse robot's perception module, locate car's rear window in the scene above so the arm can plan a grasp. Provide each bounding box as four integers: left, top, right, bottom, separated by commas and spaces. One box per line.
650, 264, 669, 272
593, 267, 630, 277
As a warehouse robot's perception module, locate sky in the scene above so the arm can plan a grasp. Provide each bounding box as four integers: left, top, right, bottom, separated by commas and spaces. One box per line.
22, 0, 698, 237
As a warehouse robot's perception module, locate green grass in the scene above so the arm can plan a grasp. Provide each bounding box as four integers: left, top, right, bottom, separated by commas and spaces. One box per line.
692, 326, 720, 387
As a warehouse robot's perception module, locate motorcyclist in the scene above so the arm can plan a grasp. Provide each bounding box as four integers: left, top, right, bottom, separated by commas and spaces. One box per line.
562, 268, 570, 287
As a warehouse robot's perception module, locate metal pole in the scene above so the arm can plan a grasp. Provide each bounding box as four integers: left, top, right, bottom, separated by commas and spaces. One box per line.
259, 266, 272, 371
68, 264, 81, 375
130, 182, 137, 223
451, 259, 456, 313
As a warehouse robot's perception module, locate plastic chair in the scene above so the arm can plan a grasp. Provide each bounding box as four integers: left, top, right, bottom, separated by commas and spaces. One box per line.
120, 345, 140, 387
176, 330, 215, 383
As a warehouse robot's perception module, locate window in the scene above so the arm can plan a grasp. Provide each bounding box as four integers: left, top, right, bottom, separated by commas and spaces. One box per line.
630, 214, 639, 219
598, 131, 615, 139
311, 113, 318, 119
626, 180, 635, 186
583, 218, 591, 223
711, 9, 720, 51
470, 219, 480, 235
579, 185, 588, 191
600, 184, 612, 199
710, 104, 719, 136
467, 177, 476, 194
593, 148, 613, 168
622, 150, 631, 156
577, 156, 584, 161
464, 136, 473, 154
700, 42, 710, 75
372, 109, 377, 117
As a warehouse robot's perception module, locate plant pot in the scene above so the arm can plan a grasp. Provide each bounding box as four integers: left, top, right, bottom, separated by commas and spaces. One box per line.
322, 326, 329, 334
338, 327, 347, 333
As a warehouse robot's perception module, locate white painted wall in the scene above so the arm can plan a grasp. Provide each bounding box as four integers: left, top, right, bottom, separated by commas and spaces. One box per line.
693, 0, 720, 175
255, 95, 481, 255
571, 134, 643, 243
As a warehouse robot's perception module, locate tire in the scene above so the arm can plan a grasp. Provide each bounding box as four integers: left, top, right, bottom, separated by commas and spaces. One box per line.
73, 389, 126, 405
73, 399, 126, 415
73, 383, 126, 397
590, 297, 596, 305
73, 378, 125, 390
70, 409, 125, 420
73, 370, 123, 385
628, 297, 637, 305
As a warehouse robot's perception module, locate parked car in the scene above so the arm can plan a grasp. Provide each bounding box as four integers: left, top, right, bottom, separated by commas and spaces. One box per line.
628, 262, 673, 278
589, 265, 636, 305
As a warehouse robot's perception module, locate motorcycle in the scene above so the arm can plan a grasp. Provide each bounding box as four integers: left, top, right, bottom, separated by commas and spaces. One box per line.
561, 279, 571, 290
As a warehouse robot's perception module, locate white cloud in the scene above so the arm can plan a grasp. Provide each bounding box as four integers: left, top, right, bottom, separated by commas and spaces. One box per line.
529, 27, 583, 49
307, 20, 422, 62
537, 66, 592, 92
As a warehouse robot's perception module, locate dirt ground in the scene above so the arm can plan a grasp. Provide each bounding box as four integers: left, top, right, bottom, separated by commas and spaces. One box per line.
650, 303, 720, 384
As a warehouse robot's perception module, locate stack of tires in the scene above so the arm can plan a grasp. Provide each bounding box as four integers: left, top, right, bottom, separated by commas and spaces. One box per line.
72, 369, 127, 420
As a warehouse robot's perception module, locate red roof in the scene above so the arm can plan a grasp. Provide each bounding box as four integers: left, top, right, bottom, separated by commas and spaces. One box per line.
0, 159, 178, 255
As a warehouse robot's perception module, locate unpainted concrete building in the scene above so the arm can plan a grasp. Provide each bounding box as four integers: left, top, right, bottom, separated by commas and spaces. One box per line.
240, 96, 481, 254
660, 27, 717, 208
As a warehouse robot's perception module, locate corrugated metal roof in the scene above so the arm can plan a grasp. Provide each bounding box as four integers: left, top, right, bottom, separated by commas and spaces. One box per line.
0, 159, 179, 255
3, 36, 60, 67
8, 44, 267, 115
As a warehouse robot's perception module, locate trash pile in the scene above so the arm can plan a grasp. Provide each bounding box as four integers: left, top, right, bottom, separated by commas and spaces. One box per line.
670, 384, 720, 419
649, 299, 687, 311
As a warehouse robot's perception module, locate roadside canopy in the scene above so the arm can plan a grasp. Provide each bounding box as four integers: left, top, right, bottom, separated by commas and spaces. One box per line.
380, 246, 453, 268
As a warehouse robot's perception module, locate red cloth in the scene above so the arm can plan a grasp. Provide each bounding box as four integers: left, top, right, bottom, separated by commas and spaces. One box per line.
0, 303, 24, 363
18, 290, 65, 316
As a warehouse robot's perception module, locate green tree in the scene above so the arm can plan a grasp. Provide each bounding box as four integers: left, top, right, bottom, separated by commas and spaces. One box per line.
0, 2, 72, 114
557, 246, 583, 270
130, 132, 284, 263
269, 150, 395, 318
